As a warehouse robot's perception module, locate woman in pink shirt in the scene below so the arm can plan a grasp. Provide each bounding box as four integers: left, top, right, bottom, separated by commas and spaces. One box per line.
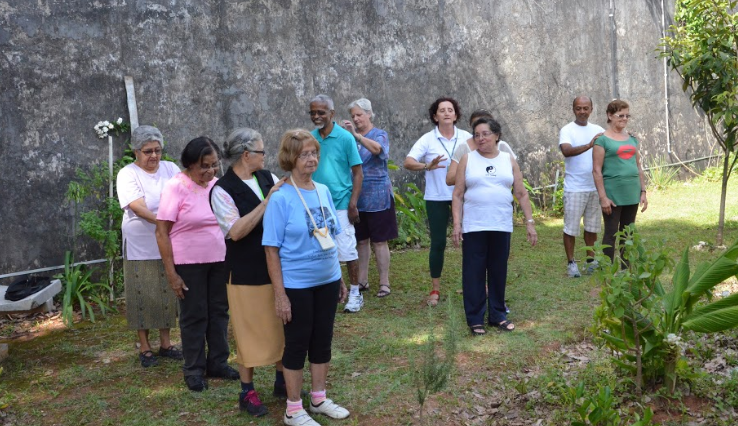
155, 136, 237, 392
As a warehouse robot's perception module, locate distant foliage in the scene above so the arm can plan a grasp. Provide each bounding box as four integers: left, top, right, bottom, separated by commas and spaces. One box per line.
391, 183, 430, 249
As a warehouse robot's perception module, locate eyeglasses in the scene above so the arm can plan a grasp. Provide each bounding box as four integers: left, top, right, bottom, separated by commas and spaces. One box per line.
248, 150, 265, 155
473, 131, 497, 140
140, 148, 162, 156
613, 114, 631, 119
198, 162, 220, 172
298, 150, 319, 160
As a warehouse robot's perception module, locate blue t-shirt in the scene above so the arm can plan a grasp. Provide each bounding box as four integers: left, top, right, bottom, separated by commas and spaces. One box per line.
262, 182, 342, 289
311, 123, 363, 210
357, 127, 393, 212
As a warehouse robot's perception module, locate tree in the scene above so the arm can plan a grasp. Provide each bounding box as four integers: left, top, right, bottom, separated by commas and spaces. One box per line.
661, 0, 738, 246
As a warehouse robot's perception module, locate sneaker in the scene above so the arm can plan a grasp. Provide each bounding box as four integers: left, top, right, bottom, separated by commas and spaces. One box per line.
139, 350, 158, 368
239, 390, 268, 417
185, 375, 208, 392
207, 365, 240, 380
567, 262, 581, 278
309, 398, 350, 419
158, 345, 184, 360
343, 292, 364, 313
584, 260, 599, 275
284, 409, 321, 426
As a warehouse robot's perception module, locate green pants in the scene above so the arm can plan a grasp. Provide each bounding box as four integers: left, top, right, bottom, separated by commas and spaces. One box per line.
426, 200, 451, 278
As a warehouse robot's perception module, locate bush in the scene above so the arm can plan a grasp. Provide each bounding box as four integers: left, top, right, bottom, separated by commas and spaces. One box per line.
391, 183, 430, 249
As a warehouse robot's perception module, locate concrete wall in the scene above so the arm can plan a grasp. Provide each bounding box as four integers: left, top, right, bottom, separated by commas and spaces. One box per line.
0, 0, 711, 276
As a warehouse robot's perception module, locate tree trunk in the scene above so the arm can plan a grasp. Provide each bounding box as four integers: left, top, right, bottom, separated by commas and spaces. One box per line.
717, 153, 729, 246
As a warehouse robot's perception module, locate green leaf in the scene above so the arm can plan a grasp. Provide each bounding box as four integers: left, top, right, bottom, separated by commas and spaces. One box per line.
682, 305, 738, 333
686, 242, 738, 297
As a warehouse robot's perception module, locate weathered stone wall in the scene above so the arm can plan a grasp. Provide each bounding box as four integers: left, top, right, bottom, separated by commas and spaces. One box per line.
0, 0, 710, 276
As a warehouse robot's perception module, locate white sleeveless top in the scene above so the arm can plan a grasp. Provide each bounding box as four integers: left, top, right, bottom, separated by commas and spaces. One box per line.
462, 151, 514, 233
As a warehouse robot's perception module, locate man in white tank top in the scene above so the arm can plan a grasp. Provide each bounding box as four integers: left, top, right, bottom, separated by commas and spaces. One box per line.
559, 96, 605, 277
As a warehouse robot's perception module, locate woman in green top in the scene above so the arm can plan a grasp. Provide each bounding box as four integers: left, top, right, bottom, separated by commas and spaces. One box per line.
592, 99, 648, 262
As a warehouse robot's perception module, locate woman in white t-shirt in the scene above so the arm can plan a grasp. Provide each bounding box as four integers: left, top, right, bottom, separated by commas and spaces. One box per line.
404, 97, 472, 307
451, 118, 537, 336
116, 125, 182, 367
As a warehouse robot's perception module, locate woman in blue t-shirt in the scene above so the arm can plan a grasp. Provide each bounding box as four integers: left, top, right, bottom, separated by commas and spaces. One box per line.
263, 129, 351, 425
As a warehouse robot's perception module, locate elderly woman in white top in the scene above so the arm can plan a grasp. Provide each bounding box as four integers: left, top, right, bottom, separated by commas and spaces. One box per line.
451, 118, 537, 336
116, 125, 183, 367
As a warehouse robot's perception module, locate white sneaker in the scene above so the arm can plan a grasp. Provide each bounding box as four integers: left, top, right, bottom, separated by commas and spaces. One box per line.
567, 262, 581, 278
309, 398, 350, 419
343, 293, 364, 313
584, 260, 599, 275
284, 409, 320, 426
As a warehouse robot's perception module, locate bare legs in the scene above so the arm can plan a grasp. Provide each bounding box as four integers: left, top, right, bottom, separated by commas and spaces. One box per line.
284, 363, 328, 401
137, 328, 173, 352
357, 239, 391, 287
563, 231, 598, 262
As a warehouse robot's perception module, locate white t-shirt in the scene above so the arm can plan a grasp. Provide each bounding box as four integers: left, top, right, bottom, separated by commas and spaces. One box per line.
462, 151, 514, 233
452, 140, 517, 163
558, 121, 605, 192
406, 126, 472, 201
117, 161, 180, 260
210, 173, 280, 239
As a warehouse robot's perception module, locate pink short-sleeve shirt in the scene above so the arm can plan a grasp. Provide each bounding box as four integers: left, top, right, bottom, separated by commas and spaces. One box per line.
156, 172, 226, 265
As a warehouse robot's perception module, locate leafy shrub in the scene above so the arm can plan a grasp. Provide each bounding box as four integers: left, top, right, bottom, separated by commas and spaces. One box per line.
646, 156, 679, 190
392, 183, 430, 249
54, 251, 114, 327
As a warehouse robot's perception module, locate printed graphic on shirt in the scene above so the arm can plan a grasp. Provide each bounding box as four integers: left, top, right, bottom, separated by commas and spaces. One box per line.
304, 207, 339, 237
485, 165, 497, 177
617, 145, 636, 160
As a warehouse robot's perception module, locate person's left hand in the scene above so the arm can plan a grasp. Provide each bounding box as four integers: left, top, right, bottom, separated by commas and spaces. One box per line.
348, 204, 360, 224
640, 192, 648, 212
338, 278, 348, 303
526, 222, 538, 247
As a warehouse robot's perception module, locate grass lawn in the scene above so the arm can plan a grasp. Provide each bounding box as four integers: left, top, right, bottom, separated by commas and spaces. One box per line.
1, 178, 737, 425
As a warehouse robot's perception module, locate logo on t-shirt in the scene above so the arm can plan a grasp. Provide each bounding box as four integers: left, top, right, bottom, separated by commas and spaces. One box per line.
304, 207, 338, 237
617, 145, 636, 160
485, 165, 497, 177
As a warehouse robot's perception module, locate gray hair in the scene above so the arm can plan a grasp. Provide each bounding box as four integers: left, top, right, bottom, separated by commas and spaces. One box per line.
131, 125, 163, 150
223, 127, 263, 161
310, 94, 334, 110
348, 98, 374, 119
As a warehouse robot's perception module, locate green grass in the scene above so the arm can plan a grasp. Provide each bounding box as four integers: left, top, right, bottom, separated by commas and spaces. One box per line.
1, 179, 737, 425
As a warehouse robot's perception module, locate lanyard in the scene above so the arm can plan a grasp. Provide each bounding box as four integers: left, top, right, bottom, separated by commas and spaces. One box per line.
435, 127, 458, 160
252, 174, 266, 200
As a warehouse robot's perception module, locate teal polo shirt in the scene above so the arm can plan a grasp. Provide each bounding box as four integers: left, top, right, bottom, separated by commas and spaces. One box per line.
311, 123, 363, 210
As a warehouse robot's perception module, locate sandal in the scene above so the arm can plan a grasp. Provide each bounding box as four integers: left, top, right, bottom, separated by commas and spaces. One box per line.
427, 290, 440, 307
470, 325, 487, 336
139, 350, 159, 368
495, 320, 515, 332
358, 282, 369, 292
376, 284, 391, 298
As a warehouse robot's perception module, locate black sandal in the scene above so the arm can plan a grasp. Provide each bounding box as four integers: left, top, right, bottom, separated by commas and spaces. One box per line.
495, 320, 515, 332
470, 325, 487, 336
376, 284, 391, 298
358, 282, 369, 292
139, 350, 159, 368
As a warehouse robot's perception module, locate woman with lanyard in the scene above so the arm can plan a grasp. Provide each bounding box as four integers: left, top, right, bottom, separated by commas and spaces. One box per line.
404, 97, 472, 306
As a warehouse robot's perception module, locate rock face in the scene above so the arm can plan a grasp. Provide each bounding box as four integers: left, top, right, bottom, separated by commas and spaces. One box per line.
0, 0, 711, 275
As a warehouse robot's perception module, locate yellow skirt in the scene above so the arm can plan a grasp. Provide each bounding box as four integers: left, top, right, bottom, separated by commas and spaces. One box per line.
227, 282, 284, 368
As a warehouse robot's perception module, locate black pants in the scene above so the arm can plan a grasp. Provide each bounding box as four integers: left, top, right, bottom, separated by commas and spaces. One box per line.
462, 231, 511, 326
175, 262, 230, 377
602, 204, 639, 261
282, 279, 340, 370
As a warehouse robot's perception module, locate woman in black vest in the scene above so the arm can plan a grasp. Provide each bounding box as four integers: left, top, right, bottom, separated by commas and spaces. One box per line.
210, 128, 286, 417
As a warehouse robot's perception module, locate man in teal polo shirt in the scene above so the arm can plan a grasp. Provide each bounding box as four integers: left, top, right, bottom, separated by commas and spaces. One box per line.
309, 94, 365, 313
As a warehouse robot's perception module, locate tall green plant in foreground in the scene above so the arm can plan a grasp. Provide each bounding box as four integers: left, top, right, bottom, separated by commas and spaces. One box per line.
393, 183, 430, 249
661, 0, 738, 245
594, 227, 738, 396
54, 251, 114, 328
413, 297, 458, 423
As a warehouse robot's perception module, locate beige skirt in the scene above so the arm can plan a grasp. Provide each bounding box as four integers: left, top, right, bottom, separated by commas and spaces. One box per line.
123, 259, 178, 330
227, 282, 284, 368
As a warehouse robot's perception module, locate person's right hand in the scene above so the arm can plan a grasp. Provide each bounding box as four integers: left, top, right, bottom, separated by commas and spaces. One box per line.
427, 154, 447, 170
452, 223, 463, 248
275, 292, 292, 325
168, 273, 189, 299
600, 196, 616, 215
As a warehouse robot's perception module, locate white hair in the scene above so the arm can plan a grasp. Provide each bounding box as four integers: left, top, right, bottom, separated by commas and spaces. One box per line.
348, 98, 374, 119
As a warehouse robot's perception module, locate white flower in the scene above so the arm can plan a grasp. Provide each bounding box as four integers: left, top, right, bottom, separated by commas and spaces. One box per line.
117, 117, 123, 124
103, 121, 110, 127
108, 123, 115, 130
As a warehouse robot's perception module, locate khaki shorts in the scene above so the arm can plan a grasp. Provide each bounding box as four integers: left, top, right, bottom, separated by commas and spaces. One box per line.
563, 191, 602, 236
